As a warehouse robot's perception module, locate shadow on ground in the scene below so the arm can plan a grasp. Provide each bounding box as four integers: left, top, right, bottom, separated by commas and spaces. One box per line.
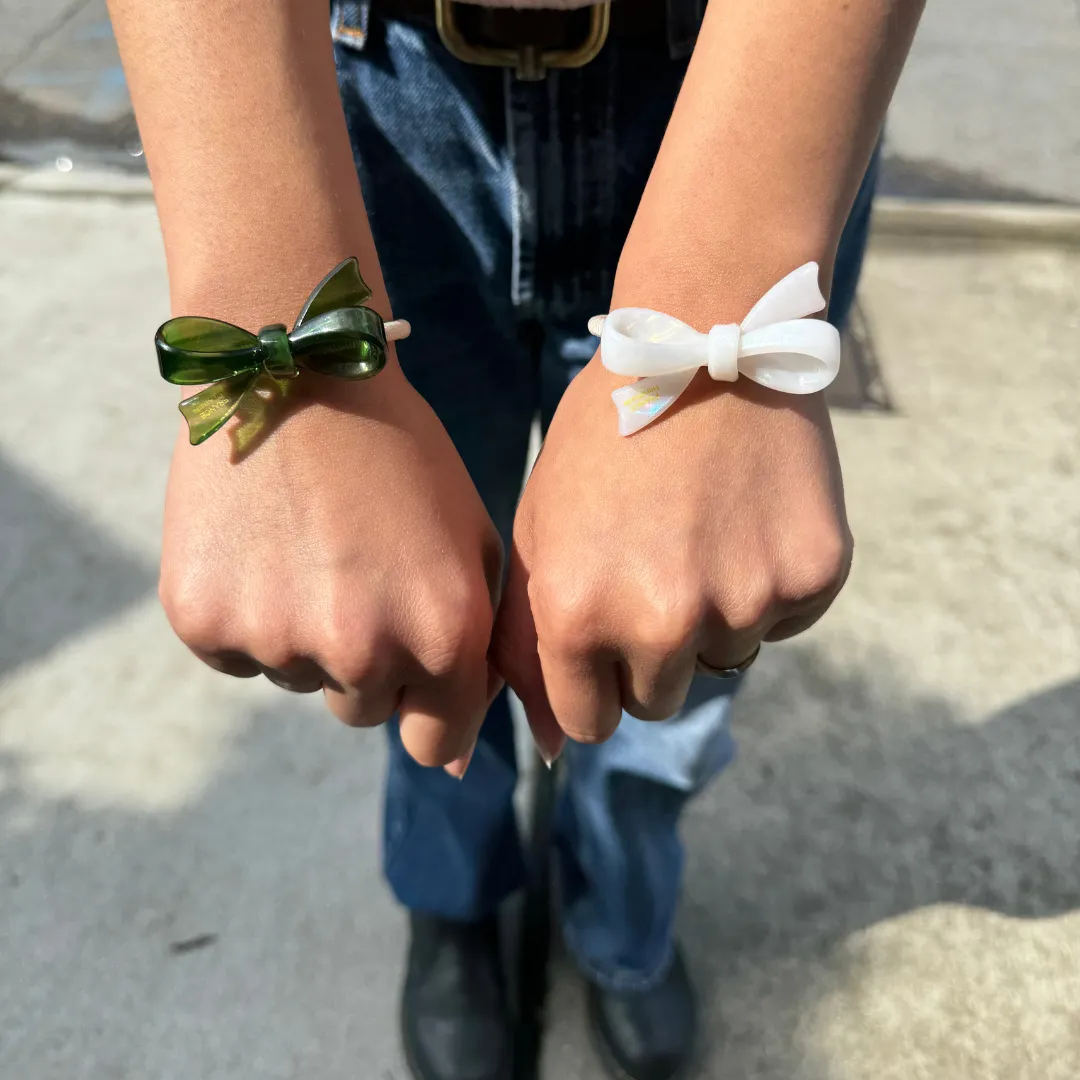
0, 85, 141, 170
1, 632, 1077, 1074
879, 153, 1079, 206
0, 451, 155, 677
0, 692, 398, 1078
545, 648, 1080, 1077
678, 649, 1080, 1076
828, 301, 895, 414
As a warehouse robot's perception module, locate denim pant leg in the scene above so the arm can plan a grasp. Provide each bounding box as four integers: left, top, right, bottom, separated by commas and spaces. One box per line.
334, 0, 882, 939
555, 685, 739, 991
830, 141, 882, 332
333, 12, 535, 920
544, 154, 881, 990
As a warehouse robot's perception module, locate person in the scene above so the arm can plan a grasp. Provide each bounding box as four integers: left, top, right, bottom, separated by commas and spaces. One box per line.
107, 1, 923, 1077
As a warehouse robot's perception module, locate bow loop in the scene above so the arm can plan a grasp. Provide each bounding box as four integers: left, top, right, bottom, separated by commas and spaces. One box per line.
735, 318, 840, 393
155, 317, 262, 386
286, 307, 388, 380
597, 308, 709, 377
591, 262, 841, 436
156, 258, 401, 445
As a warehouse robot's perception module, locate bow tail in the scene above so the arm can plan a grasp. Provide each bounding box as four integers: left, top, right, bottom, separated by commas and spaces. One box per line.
610, 369, 697, 436
178, 371, 260, 445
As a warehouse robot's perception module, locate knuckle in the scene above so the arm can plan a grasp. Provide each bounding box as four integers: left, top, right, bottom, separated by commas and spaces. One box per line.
634, 598, 701, 656
779, 528, 853, 604
326, 649, 384, 691
320, 621, 384, 688
721, 579, 774, 634
531, 581, 603, 655
416, 622, 474, 679
159, 574, 223, 651
414, 587, 490, 678
249, 638, 302, 675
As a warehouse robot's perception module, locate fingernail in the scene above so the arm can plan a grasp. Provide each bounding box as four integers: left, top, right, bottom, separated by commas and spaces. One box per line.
444, 743, 476, 781
535, 733, 566, 769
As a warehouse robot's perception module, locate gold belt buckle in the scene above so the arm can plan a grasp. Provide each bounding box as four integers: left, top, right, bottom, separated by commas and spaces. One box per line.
434, 0, 611, 81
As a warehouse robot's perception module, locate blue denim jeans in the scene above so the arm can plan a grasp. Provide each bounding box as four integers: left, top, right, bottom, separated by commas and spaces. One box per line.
332, 1, 879, 992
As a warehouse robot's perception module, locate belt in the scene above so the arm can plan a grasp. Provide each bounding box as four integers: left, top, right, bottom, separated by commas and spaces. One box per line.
373, 0, 666, 80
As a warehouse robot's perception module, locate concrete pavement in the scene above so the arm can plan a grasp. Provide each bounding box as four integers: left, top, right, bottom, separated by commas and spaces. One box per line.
0, 0, 140, 170
1, 179, 1079, 1078
883, 0, 1080, 203
546, 237, 1080, 1079
2, 1, 1080, 1073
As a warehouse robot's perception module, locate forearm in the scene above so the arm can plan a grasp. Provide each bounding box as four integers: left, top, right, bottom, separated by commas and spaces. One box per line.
614, 0, 924, 324
108, 0, 388, 333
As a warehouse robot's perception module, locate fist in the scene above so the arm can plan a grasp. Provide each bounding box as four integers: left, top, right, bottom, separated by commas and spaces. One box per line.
160, 364, 502, 774
492, 358, 850, 755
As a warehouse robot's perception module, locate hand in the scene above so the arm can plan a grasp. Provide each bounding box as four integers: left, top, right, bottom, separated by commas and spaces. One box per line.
159, 360, 502, 773
491, 356, 851, 756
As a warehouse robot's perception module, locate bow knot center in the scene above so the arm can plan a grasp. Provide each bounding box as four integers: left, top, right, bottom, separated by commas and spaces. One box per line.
707, 323, 741, 382
258, 324, 298, 379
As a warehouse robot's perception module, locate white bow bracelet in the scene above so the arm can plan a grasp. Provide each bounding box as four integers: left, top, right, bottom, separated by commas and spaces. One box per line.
587, 262, 841, 436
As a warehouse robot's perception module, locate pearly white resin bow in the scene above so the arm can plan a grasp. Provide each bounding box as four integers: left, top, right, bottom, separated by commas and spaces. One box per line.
587, 262, 841, 436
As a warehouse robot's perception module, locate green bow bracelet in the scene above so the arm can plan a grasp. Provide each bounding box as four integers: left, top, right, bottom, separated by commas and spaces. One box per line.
156, 258, 399, 445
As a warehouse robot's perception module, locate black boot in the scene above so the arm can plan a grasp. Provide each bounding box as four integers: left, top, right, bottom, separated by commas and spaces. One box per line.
587, 949, 697, 1080
401, 913, 512, 1080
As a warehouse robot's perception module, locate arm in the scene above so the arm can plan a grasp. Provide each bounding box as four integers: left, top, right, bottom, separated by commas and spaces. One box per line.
616, 0, 924, 322
108, 0, 389, 332
109, 0, 500, 773
494, 0, 924, 750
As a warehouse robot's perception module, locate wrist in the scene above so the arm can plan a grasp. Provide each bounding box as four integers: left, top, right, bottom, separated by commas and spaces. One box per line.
170, 240, 395, 324
612, 206, 838, 331
161, 253, 410, 449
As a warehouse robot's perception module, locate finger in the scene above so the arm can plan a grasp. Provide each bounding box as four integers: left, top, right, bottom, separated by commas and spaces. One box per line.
322, 679, 403, 729
189, 647, 262, 678
443, 661, 505, 779
614, 599, 703, 720
618, 643, 698, 722
696, 631, 765, 670
398, 647, 490, 769
763, 592, 838, 643
489, 544, 566, 766
259, 659, 324, 694
697, 590, 773, 674
537, 639, 622, 746
313, 625, 409, 726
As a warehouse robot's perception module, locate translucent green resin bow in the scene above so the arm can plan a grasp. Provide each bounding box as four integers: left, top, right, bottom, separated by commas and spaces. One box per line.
156, 258, 390, 445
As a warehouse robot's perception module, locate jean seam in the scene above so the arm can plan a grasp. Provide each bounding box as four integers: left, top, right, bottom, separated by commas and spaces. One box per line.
505, 72, 538, 309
